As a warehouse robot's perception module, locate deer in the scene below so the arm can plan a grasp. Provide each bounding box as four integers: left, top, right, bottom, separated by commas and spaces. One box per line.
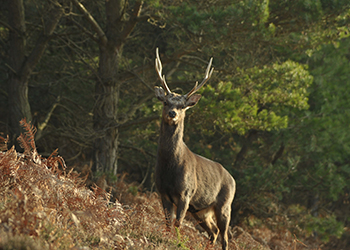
154, 48, 236, 250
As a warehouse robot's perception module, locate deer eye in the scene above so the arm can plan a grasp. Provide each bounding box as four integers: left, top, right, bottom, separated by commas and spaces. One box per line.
163, 101, 168, 106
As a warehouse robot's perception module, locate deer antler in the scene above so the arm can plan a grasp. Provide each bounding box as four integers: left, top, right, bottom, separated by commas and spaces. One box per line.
155, 48, 214, 97
155, 48, 171, 94
184, 57, 214, 99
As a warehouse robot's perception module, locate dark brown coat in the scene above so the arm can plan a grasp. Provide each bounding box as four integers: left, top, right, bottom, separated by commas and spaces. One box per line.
154, 49, 236, 250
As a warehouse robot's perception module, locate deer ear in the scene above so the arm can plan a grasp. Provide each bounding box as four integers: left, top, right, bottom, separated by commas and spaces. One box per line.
155, 86, 166, 102
185, 94, 201, 108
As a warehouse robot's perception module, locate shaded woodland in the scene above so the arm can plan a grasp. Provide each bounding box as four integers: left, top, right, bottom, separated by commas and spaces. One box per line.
1, 0, 350, 248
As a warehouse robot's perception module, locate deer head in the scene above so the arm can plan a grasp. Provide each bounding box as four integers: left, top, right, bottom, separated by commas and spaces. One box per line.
154, 48, 214, 126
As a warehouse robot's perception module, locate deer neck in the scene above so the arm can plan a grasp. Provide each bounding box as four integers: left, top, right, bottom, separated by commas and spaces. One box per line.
158, 119, 186, 158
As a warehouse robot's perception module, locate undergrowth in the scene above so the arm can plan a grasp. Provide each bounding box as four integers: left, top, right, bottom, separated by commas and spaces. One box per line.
0, 120, 210, 249
0, 119, 337, 249
0, 119, 125, 249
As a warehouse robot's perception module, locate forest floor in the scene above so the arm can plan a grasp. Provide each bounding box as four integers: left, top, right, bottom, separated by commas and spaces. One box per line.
0, 125, 345, 250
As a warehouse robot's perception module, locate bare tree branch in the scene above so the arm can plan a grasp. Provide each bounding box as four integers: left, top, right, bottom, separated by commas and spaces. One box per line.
116, 1, 144, 48
57, 36, 101, 83
119, 93, 154, 125
119, 144, 156, 158
69, 17, 99, 43
8, 0, 26, 74
0, 19, 16, 33
22, 3, 64, 77
36, 96, 61, 141
129, 70, 154, 92
70, 0, 107, 46
117, 47, 198, 85
118, 115, 159, 131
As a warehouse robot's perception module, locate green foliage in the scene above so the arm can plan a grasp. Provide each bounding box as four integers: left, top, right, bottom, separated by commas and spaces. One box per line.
164, 0, 279, 48
128, 185, 139, 196
283, 205, 344, 243
287, 39, 350, 201
269, 0, 323, 23
174, 227, 190, 250
234, 37, 350, 242
201, 60, 312, 135
305, 214, 344, 242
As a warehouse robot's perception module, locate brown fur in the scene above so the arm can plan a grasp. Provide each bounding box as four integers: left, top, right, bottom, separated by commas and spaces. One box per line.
154, 88, 236, 250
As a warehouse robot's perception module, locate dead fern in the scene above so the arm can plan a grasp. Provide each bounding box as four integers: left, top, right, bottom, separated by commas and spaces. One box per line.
0, 119, 126, 249
17, 118, 37, 156
0, 134, 8, 151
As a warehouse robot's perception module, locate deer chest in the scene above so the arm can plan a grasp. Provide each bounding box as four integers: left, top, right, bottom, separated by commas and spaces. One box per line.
155, 163, 196, 197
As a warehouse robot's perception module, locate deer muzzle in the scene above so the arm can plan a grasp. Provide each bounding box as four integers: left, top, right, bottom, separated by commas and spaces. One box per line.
168, 110, 176, 118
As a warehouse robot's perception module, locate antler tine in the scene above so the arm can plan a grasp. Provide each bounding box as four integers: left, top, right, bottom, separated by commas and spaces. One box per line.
185, 57, 214, 99
155, 48, 171, 94
184, 81, 199, 99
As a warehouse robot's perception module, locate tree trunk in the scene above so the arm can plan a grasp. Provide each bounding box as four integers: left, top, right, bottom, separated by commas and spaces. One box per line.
92, 45, 120, 175
7, 0, 31, 139
90, 0, 143, 176
7, 77, 32, 139
6, 0, 63, 141
71, 0, 143, 175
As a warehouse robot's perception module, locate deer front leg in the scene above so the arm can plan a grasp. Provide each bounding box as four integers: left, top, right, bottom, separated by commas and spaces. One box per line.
161, 195, 175, 228
175, 195, 190, 228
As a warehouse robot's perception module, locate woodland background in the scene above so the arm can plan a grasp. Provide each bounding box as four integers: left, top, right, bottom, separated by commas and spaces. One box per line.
1, 0, 350, 248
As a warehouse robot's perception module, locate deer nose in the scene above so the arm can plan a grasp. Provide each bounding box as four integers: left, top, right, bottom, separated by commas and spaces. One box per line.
168, 110, 176, 118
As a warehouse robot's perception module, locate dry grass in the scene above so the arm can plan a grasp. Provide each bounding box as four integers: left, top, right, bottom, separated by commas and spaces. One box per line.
0, 120, 325, 249
0, 120, 125, 249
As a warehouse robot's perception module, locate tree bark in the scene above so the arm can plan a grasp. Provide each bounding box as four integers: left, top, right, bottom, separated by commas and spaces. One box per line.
7, 0, 30, 139
92, 44, 121, 175
6, 0, 63, 140
72, 0, 143, 175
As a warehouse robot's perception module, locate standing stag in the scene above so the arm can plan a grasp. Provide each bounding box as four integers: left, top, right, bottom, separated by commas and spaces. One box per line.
154, 48, 236, 250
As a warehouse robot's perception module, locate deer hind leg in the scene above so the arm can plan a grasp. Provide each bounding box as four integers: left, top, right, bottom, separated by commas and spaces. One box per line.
161, 195, 175, 228
193, 207, 219, 244
215, 204, 231, 250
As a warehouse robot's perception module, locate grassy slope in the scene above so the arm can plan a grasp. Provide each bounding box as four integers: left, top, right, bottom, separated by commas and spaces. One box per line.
0, 121, 327, 249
